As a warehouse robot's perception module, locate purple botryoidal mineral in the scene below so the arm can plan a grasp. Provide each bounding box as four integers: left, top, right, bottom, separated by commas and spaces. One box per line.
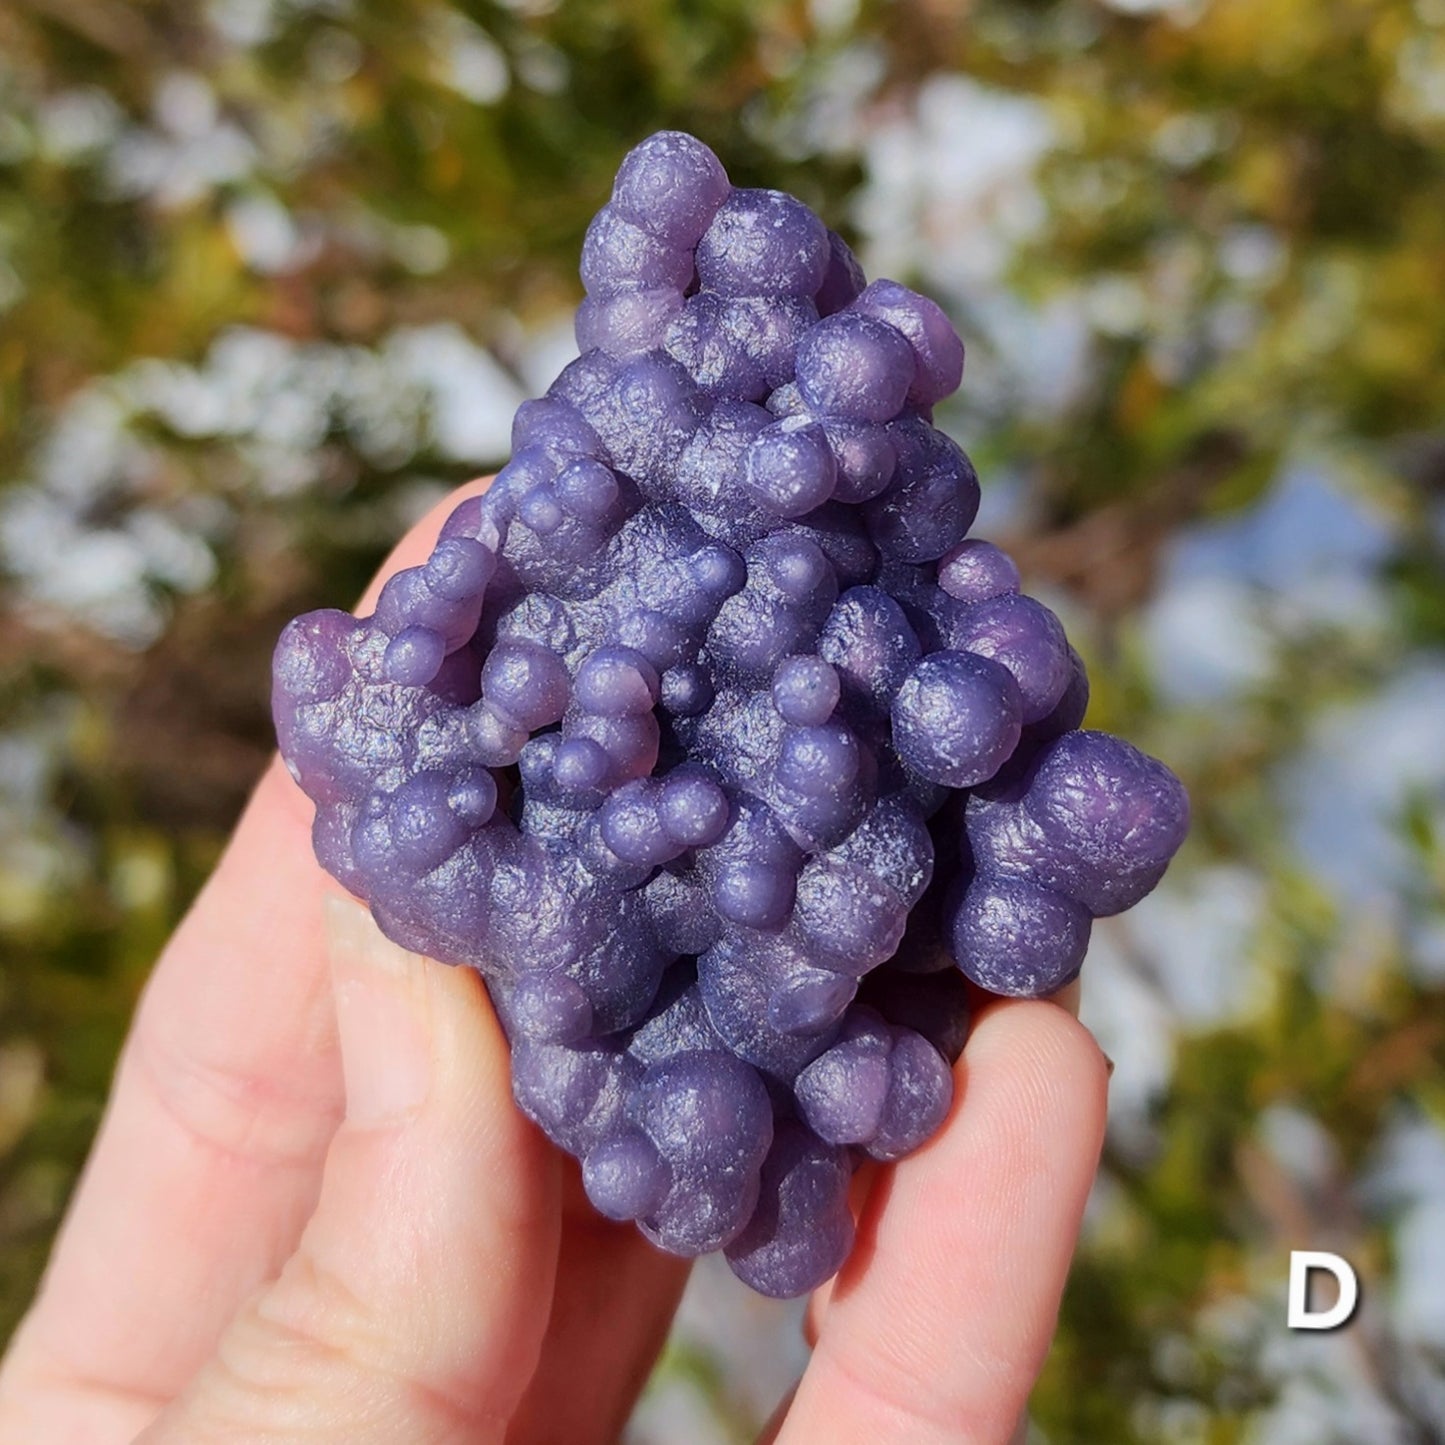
272, 131, 1189, 1298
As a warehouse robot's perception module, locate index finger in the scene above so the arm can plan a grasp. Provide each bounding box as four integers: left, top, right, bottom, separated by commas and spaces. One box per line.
0, 480, 494, 1438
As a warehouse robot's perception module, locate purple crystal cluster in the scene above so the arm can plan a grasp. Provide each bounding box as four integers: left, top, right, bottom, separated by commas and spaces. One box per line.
272, 132, 1189, 1298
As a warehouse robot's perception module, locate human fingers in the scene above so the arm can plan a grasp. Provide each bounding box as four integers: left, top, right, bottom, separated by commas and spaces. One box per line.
504, 1165, 690, 1445
799, 979, 1082, 1352
0, 759, 344, 1445
776, 1000, 1108, 1445
0, 481, 492, 1437
136, 898, 561, 1444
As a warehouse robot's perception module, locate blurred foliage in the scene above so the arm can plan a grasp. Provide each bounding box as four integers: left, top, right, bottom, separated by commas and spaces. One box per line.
1, 0, 1444, 1441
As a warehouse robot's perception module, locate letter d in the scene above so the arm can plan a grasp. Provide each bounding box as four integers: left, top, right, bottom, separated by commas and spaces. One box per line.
1287, 1251, 1358, 1330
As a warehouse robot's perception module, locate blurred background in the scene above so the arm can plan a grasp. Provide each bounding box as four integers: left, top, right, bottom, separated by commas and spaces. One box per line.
2, 0, 1444, 1439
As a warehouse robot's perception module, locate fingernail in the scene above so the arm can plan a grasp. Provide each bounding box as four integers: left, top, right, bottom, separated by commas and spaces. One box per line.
325, 896, 432, 1127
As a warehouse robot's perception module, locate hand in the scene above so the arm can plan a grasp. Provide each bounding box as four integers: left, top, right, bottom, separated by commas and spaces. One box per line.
0, 480, 1109, 1445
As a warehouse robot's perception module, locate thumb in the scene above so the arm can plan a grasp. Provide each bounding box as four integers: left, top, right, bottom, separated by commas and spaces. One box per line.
138, 898, 561, 1445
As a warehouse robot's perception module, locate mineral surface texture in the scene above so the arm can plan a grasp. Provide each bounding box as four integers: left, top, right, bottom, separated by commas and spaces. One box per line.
273, 131, 1189, 1297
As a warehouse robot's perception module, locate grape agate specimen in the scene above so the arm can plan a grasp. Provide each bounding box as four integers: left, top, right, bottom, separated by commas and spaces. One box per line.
272, 132, 1189, 1298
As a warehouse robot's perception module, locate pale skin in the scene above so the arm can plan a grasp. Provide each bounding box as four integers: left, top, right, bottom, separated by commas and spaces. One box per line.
0, 479, 1109, 1445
